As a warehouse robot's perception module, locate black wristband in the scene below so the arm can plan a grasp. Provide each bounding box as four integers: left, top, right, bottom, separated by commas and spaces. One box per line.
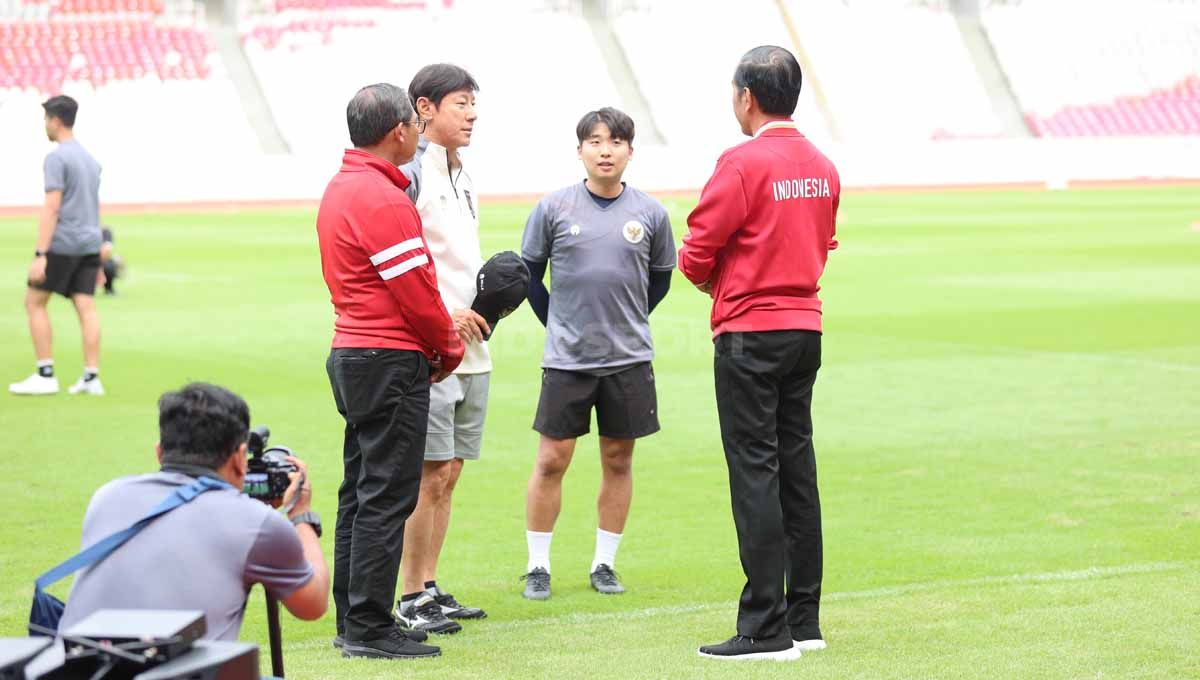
290, 511, 322, 537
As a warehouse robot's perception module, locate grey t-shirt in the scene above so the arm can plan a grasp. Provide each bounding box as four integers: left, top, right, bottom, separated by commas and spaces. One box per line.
521, 181, 676, 373
44, 139, 102, 255
57, 469, 313, 641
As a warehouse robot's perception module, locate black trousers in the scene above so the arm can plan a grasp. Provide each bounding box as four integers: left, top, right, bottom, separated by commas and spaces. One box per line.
326, 348, 430, 641
714, 330, 823, 642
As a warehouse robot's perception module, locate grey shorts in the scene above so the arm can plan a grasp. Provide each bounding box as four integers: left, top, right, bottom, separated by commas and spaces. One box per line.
425, 372, 490, 461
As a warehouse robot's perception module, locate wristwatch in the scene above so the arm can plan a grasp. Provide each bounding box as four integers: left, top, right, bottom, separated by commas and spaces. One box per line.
290, 511, 322, 537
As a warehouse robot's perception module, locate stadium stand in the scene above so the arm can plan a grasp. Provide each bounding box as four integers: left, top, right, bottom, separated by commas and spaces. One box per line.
0, 20, 214, 93
983, 0, 1200, 137
610, 0, 831, 148
779, 0, 1003, 141
238, 0, 623, 186
0, 0, 260, 186
1, 0, 1198, 206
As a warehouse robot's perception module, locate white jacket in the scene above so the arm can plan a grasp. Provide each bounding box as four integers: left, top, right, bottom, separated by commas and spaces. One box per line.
410, 140, 491, 374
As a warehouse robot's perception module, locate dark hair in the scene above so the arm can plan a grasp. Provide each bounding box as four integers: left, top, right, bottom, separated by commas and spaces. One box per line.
575, 107, 635, 145
408, 63, 479, 108
158, 383, 250, 468
733, 45, 803, 116
42, 95, 78, 128
346, 83, 413, 147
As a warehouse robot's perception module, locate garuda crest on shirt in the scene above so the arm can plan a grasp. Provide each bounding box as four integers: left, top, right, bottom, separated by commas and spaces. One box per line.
622, 220, 645, 244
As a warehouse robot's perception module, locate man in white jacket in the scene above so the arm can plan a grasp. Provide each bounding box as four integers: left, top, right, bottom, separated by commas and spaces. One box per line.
394, 64, 491, 635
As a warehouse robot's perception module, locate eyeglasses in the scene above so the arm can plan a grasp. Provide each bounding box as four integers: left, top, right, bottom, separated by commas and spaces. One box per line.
402, 119, 427, 134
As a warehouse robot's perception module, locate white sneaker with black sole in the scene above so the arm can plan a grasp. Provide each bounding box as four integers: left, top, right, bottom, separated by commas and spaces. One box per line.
9, 373, 58, 395
394, 593, 462, 635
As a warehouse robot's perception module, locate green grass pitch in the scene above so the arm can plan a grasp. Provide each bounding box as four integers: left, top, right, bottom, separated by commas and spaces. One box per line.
1, 186, 1198, 679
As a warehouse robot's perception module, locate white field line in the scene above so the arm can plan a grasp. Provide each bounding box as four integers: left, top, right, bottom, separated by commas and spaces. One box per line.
839, 332, 1200, 375
475, 561, 1193, 631
1045, 351, 1200, 375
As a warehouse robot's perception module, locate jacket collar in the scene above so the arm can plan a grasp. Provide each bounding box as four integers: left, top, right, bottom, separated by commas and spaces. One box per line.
340, 148, 411, 190
753, 119, 800, 138
422, 139, 456, 176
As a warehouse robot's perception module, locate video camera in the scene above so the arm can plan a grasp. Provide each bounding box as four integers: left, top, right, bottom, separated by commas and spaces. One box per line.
243, 426, 298, 508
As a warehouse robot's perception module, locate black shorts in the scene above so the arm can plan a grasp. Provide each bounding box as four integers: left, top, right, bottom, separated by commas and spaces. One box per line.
533, 362, 660, 440
30, 253, 100, 298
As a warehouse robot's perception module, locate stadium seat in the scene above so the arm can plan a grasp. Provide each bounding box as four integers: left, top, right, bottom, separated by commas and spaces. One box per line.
984, 2, 1200, 137
0, 17, 215, 93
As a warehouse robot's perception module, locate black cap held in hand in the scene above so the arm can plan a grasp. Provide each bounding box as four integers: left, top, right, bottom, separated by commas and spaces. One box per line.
471, 251, 530, 340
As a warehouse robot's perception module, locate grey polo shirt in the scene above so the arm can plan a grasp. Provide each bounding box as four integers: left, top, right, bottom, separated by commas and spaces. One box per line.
521, 181, 676, 373
57, 466, 313, 641
43, 139, 102, 256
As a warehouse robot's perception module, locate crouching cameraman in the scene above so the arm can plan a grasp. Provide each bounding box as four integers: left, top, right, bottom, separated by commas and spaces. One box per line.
56, 382, 330, 639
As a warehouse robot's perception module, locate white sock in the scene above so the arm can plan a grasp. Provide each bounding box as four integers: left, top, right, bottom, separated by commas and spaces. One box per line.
591, 528, 622, 573
526, 530, 553, 573
36, 359, 54, 378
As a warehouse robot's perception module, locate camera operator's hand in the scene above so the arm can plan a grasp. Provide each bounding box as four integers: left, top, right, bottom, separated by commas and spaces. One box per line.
452, 308, 491, 344
281, 455, 312, 519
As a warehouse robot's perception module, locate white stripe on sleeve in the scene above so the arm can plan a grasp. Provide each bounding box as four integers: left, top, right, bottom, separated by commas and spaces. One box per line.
369, 237, 424, 266
379, 254, 429, 280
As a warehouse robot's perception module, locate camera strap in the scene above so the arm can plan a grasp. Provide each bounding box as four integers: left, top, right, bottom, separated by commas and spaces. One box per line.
35, 476, 233, 591
30, 476, 233, 636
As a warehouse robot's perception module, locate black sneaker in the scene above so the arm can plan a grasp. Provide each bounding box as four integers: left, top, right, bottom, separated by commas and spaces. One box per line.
589, 564, 625, 594
341, 627, 440, 659
432, 588, 487, 620
394, 593, 462, 635
697, 635, 801, 661
339, 628, 426, 646
521, 567, 551, 600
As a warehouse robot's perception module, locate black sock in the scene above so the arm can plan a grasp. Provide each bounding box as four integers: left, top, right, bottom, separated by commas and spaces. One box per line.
424, 581, 437, 591
401, 591, 424, 603
37, 363, 54, 378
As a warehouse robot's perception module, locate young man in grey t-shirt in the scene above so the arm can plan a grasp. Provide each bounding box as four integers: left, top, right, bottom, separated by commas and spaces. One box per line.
9, 95, 105, 397
519, 108, 675, 599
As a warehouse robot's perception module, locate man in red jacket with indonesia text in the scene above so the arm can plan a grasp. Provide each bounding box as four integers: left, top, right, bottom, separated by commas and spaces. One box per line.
680, 46, 840, 663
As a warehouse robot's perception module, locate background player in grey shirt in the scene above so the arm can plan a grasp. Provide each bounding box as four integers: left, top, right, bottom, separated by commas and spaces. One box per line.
519, 108, 675, 599
9, 95, 105, 397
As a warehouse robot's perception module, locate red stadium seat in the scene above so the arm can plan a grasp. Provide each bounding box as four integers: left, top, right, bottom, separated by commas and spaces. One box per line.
1027, 75, 1200, 137
0, 16, 214, 93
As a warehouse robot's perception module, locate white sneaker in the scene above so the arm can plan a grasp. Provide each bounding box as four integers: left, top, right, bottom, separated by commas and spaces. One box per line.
794, 639, 827, 652
9, 373, 59, 395
68, 376, 105, 396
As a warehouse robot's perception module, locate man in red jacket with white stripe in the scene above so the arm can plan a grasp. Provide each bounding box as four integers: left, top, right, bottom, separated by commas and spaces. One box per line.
680, 46, 840, 662
317, 82, 464, 661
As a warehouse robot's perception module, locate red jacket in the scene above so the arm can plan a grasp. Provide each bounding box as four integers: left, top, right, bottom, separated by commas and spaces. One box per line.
316, 149, 464, 370
679, 122, 840, 338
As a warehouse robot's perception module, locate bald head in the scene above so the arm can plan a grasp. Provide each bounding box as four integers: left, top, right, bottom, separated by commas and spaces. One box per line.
346, 83, 413, 148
